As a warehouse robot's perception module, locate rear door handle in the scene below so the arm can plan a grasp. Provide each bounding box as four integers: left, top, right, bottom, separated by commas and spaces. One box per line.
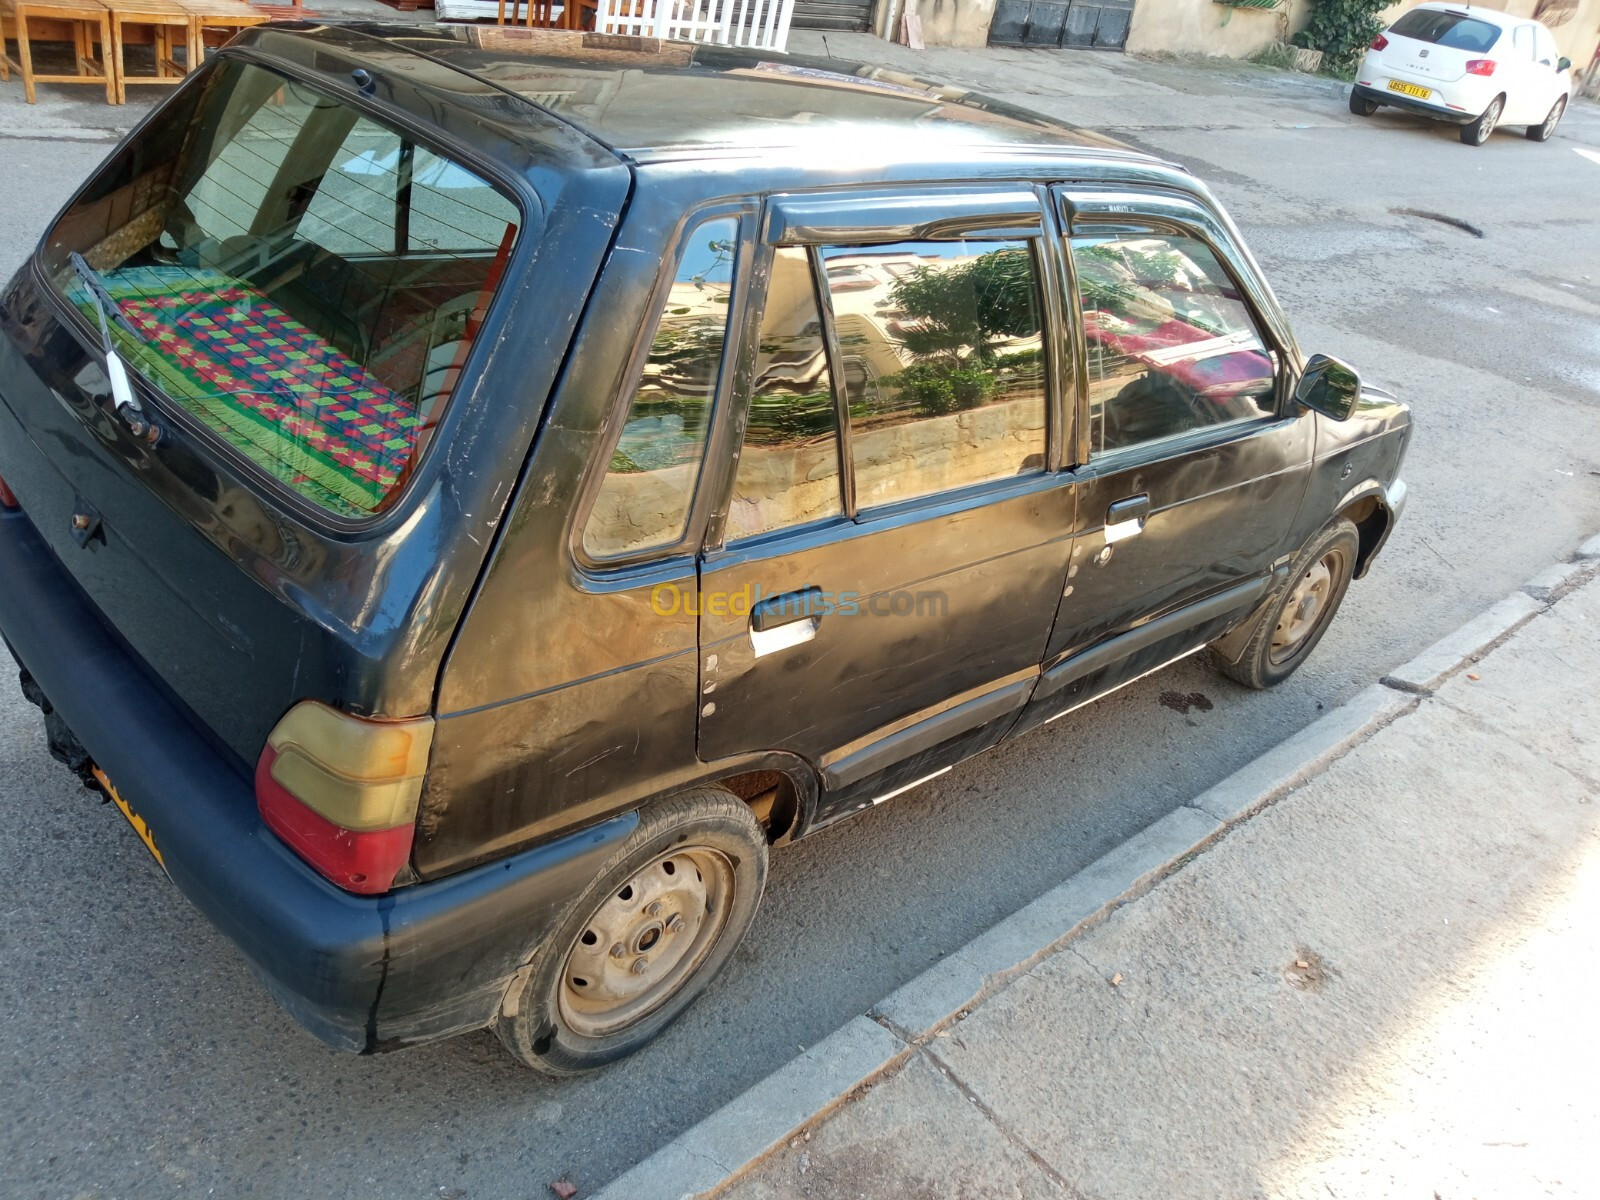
750, 586, 824, 658
1105, 494, 1150, 543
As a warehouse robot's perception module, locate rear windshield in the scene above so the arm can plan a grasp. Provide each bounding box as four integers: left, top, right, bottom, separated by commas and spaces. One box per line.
42, 60, 522, 518
1387, 10, 1502, 52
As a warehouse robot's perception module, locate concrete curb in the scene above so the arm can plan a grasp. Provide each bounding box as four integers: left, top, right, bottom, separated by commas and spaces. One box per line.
594, 1017, 907, 1200
1380, 592, 1542, 693
591, 551, 1595, 1200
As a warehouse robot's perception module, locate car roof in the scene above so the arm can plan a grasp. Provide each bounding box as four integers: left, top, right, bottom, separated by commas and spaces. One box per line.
265, 23, 1149, 169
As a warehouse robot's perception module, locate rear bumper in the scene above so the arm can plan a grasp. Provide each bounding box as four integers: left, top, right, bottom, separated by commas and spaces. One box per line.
0, 505, 635, 1052
1353, 82, 1478, 125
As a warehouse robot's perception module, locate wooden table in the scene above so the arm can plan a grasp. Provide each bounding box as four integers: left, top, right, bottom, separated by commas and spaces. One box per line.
171, 0, 269, 70
107, 0, 188, 104
1, 0, 117, 104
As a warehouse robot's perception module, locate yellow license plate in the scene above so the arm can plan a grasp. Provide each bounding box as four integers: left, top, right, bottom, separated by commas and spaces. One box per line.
92, 766, 167, 871
1388, 80, 1431, 100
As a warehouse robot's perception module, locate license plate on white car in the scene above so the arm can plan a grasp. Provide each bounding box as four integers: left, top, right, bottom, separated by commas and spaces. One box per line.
1388, 80, 1431, 100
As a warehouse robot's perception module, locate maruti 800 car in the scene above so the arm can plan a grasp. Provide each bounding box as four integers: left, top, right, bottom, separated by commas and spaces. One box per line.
0, 24, 1408, 1073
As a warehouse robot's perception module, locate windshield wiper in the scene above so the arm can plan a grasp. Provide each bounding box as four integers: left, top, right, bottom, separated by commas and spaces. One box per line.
69, 253, 159, 443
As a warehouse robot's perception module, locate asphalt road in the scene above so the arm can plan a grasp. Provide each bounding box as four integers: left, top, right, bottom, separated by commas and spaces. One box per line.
3, 44, 1599, 1200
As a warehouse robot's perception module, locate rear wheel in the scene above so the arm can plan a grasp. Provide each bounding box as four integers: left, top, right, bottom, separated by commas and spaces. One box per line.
1212, 517, 1359, 690
496, 786, 767, 1075
1460, 95, 1503, 146
1526, 96, 1566, 142
1349, 91, 1379, 116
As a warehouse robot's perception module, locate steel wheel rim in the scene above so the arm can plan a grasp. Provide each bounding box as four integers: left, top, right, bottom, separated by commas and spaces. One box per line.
558, 846, 736, 1038
1270, 550, 1343, 664
1543, 99, 1564, 138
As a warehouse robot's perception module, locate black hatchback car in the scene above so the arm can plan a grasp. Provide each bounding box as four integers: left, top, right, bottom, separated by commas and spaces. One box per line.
0, 25, 1408, 1073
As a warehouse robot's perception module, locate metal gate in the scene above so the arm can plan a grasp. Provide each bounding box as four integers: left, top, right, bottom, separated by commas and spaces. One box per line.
791, 0, 872, 30
988, 0, 1133, 48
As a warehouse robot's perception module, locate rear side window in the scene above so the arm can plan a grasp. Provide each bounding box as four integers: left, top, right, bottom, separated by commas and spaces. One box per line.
582, 216, 738, 560
820, 239, 1046, 510
42, 61, 521, 518
1387, 10, 1502, 52
725, 245, 842, 541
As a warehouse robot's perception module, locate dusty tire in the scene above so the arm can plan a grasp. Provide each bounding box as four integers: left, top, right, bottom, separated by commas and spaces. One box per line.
1526, 96, 1566, 142
1460, 96, 1503, 146
1211, 517, 1359, 690
1348, 92, 1379, 117
495, 786, 767, 1075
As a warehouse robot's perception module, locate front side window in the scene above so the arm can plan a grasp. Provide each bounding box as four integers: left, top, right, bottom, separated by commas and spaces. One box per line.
1071, 232, 1276, 455
582, 216, 738, 560
725, 245, 842, 542
820, 239, 1046, 510
44, 61, 521, 518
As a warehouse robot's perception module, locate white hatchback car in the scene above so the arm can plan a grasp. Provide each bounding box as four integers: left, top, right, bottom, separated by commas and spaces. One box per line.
1350, 4, 1573, 145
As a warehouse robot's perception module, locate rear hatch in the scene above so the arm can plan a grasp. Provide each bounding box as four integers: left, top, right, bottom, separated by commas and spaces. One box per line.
1375, 9, 1504, 84
0, 39, 622, 769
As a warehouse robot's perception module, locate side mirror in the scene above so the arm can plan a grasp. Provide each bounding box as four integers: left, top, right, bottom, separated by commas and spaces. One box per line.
1294, 353, 1361, 421
1558, 56, 1572, 72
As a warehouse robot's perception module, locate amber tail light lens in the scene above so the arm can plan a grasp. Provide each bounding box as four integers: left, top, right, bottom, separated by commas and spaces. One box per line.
255, 701, 434, 895
0, 472, 18, 509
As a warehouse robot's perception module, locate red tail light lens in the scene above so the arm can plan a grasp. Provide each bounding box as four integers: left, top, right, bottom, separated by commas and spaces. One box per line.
255, 701, 434, 894
0, 472, 17, 509
1370, 34, 1388, 50
1466, 59, 1496, 76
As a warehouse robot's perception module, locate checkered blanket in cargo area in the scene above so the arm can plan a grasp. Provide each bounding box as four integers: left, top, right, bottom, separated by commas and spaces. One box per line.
68, 265, 418, 515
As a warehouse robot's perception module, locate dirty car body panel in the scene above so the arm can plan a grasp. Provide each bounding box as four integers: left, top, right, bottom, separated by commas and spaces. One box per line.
0, 25, 1408, 1054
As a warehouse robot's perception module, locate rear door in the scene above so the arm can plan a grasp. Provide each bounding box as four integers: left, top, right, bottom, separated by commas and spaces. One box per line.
695, 186, 1076, 824
1015, 188, 1314, 731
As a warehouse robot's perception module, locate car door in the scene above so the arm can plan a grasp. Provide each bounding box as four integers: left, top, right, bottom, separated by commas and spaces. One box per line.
1531, 24, 1568, 116
695, 186, 1076, 827
1507, 24, 1543, 123
1014, 187, 1315, 733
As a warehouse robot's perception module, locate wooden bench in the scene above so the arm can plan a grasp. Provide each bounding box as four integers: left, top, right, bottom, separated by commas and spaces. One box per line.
107, 0, 188, 103
1, 0, 117, 104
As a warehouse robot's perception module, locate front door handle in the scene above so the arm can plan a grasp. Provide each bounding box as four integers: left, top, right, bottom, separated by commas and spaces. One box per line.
1105, 494, 1150, 543
750, 586, 824, 658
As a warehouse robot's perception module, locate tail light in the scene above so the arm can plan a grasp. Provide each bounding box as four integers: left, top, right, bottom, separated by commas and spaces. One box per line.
1466, 59, 1496, 76
255, 701, 434, 895
1370, 34, 1388, 50
0, 472, 16, 509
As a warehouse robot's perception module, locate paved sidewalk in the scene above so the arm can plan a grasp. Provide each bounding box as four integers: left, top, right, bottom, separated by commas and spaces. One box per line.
712, 574, 1600, 1199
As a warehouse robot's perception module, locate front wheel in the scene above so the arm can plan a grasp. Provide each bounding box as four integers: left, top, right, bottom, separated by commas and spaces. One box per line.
1460, 95, 1503, 146
496, 786, 768, 1074
1349, 91, 1379, 116
1526, 96, 1566, 142
1212, 517, 1359, 690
